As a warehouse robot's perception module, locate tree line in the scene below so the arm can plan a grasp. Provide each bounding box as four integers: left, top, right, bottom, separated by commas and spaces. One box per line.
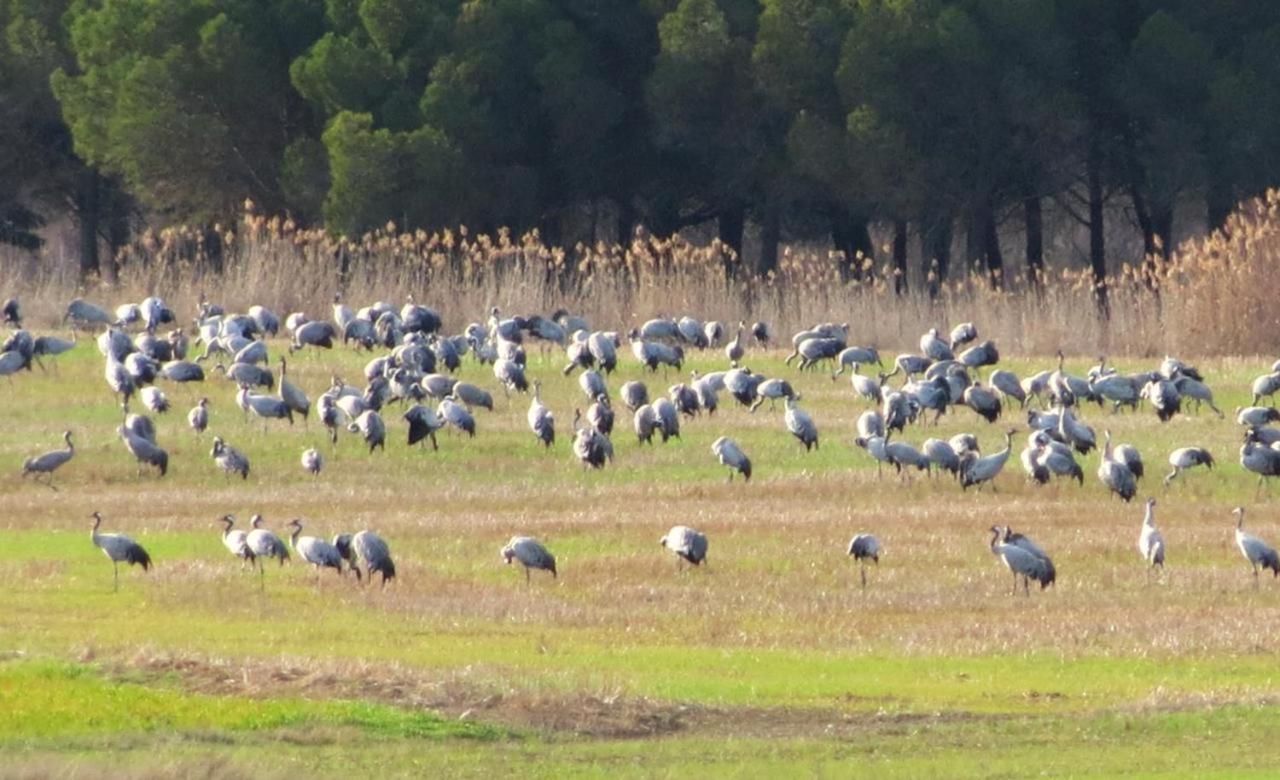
4, 0, 1280, 296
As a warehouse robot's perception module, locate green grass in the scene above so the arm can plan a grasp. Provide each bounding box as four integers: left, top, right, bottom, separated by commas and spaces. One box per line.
6, 339, 1280, 775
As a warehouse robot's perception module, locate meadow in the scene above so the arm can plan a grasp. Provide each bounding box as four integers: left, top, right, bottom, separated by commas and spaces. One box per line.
3, 320, 1280, 777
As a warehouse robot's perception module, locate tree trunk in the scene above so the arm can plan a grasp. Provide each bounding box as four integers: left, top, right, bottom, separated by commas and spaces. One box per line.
1024, 196, 1043, 286
924, 215, 951, 300
892, 219, 908, 296
981, 206, 1004, 290
615, 197, 635, 246
1087, 139, 1108, 316
830, 208, 873, 282
758, 206, 781, 277
718, 205, 745, 276
1206, 175, 1235, 233
77, 168, 100, 282
1153, 205, 1174, 261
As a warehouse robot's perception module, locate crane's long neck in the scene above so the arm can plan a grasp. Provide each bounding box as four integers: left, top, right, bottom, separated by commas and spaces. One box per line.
1143, 504, 1155, 528
989, 528, 1002, 551
1237, 512, 1245, 531
290, 526, 302, 547
91, 514, 102, 544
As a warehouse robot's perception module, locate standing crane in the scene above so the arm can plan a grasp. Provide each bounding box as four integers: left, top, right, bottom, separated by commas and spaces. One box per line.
1138, 498, 1165, 573
501, 536, 557, 583
784, 397, 819, 451
1164, 446, 1214, 485
711, 436, 752, 482
1233, 507, 1280, 582
246, 514, 289, 589
351, 530, 396, 587
218, 514, 255, 568
286, 519, 344, 580
1098, 430, 1137, 502
528, 379, 555, 448
989, 526, 1053, 595
846, 534, 881, 589
90, 511, 152, 591
188, 398, 209, 434
301, 447, 323, 476
211, 436, 250, 480
21, 430, 75, 490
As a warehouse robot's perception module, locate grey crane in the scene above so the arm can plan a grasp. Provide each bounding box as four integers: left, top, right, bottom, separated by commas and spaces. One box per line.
301, 447, 323, 476
65, 298, 113, 329
249, 304, 280, 337
494, 357, 529, 394
1114, 442, 1144, 481
579, 369, 607, 401
847, 365, 882, 403
1142, 377, 1181, 422
750, 377, 796, 412
831, 346, 882, 379
318, 394, 341, 444
703, 320, 724, 347
215, 361, 274, 389
186, 399, 208, 435
588, 393, 614, 435
989, 526, 1053, 595
988, 369, 1025, 408
287, 519, 344, 579
119, 424, 168, 476
33, 334, 76, 370
420, 373, 457, 400
963, 382, 1002, 423
960, 430, 1014, 491
22, 430, 75, 489
1057, 408, 1097, 455
634, 404, 659, 444
793, 337, 845, 371
1089, 373, 1141, 412
219, 514, 255, 568
1138, 499, 1165, 571
349, 409, 386, 452
90, 511, 152, 591
959, 340, 1000, 369
726, 322, 745, 363
711, 436, 751, 482
652, 396, 680, 441
211, 436, 249, 480
784, 396, 819, 451
1237, 406, 1280, 428
1164, 446, 1214, 485
1099, 430, 1137, 502
950, 432, 980, 457
571, 410, 611, 469
676, 316, 707, 348
629, 330, 683, 372
246, 514, 289, 589
1240, 429, 1280, 489
237, 383, 293, 426
920, 328, 954, 362
528, 380, 555, 448
502, 536, 557, 583
161, 359, 204, 382
1, 297, 18, 327
1021, 438, 1050, 485
278, 357, 310, 420
453, 382, 493, 411
949, 322, 978, 351
104, 354, 135, 402
856, 410, 885, 442
587, 331, 618, 373
669, 383, 699, 418
1033, 434, 1084, 485
847, 534, 880, 589
1252, 371, 1280, 406
640, 317, 679, 341
290, 320, 337, 353
661, 525, 708, 569
724, 366, 763, 408
350, 530, 397, 586
439, 396, 477, 437
122, 410, 156, 444
854, 434, 893, 478
1233, 507, 1280, 582
924, 437, 961, 477
1001, 526, 1056, 588
691, 371, 719, 415
1173, 375, 1223, 417
140, 386, 169, 414
404, 404, 445, 450
233, 340, 269, 366
881, 434, 931, 477
620, 380, 649, 412
750, 321, 770, 345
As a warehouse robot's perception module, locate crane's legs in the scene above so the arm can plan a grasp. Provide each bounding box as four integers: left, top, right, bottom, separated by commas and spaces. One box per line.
113, 562, 119, 592
525, 567, 531, 585
860, 562, 867, 590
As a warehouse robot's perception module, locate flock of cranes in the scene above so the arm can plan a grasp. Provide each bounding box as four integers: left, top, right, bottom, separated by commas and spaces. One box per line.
6, 290, 1280, 596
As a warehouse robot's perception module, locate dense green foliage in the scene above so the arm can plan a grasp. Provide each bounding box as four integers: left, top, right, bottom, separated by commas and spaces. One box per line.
6, 0, 1280, 282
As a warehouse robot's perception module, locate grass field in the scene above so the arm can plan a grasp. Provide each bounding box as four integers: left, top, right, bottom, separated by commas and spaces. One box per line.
3, 336, 1280, 777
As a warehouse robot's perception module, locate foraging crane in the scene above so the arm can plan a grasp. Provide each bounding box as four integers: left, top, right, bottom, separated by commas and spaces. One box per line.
587, 394, 614, 435
494, 357, 529, 394
620, 381, 648, 412
501, 536, 557, 583
237, 383, 293, 426
214, 361, 274, 389
119, 424, 168, 476
65, 298, 113, 329
140, 386, 169, 414
1138, 499, 1165, 571
301, 447, 323, 475
750, 377, 797, 412
453, 382, 493, 411
1173, 375, 1222, 417
963, 383, 1002, 423
286, 519, 344, 578
1057, 408, 1097, 455
958, 340, 1000, 369
920, 328, 954, 362
1114, 441, 1144, 481
652, 396, 680, 441
90, 511, 152, 591
669, 383, 699, 418
104, 354, 135, 403
1142, 377, 1181, 422
439, 396, 477, 437
881, 435, 931, 476
291, 320, 337, 352
989, 525, 1053, 595
854, 434, 893, 478
1031, 433, 1083, 485
1, 297, 18, 326
218, 514, 255, 567
711, 436, 751, 482
351, 530, 396, 587
848, 365, 882, 403
949, 322, 978, 351
1240, 429, 1280, 488
923, 438, 961, 477
161, 360, 204, 382
1237, 406, 1280, 428
703, 320, 724, 347
846, 534, 880, 589
960, 430, 1014, 491
211, 436, 250, 480
661, 525, 708, 569
22, 431, 75, 489
634, 404, 659, 444
571, 410, 610, 469
1233, 507, 1280, 581
1099, 430, 1137, 502
528, 380, 555, 448
318, 394, 341, 444
404, 404, 445, 450
1089, 373, 1141, 412
750, 321, 769, 345
349, 409, 386, 452
1164, 446, 1214, 485
784, 397, 819, 451
988, 369, 1025, 408
587, 331, 617, 374
724, 366, 763, 408
578, 370, 607, 402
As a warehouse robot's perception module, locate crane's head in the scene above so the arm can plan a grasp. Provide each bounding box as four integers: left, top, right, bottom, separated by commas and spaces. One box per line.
287, 518, 303, 531
1233, 506, 1245, 527
1147, 498, 1157, 509
250, 514, 264, 528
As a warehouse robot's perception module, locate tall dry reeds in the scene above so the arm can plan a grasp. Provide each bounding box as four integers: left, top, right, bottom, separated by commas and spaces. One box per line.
4, 193, 1280, 356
